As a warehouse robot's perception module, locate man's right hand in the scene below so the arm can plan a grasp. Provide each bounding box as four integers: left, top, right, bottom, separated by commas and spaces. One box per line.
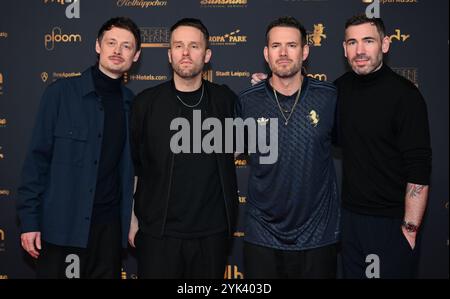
251, 73, 268, 86
128, 211, 139, 248
21, 232, 41, 259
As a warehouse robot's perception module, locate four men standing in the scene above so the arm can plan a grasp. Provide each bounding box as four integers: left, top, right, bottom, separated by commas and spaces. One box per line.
17, 13, 432, 279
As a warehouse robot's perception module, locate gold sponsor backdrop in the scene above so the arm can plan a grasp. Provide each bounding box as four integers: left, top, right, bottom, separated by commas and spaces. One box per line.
0, 0, 448, 278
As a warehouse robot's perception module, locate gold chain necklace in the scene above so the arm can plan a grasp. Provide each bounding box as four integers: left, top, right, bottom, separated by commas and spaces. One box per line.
273, 81, 302, 126
176, 84, 204, 108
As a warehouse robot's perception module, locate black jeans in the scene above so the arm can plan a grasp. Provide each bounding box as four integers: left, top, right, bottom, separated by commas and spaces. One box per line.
36, 220, 122, 279
341, 208, 420, 279
244, 242, 337, 279
136, 231, 229, 279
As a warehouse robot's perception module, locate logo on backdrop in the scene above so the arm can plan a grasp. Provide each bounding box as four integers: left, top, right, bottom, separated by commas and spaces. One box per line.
122, 72, 168, 84
140, 27, 170, 48
235, 153, 248, 167
215, 70, 250, 79
224, 265, 244, 279
117, 0, 168, 8
392, 68, 418, 87
41, 71, 81, 82
389, 29, 410, 43
0, 189, 10, 197
0, 118, 6, 128
0, 72, 3, 95
0, 32, 7, 39
307, 24, 327, 47
44, 27, 82, 51
209, 29, 247, 46
43, 0, 80, 19
203, 69, 250, 82
200, 0, 248, 8
307, 73, 328, 81
121, 268, 138, 279
202, 70, 213, 82
0, 146, 4, 160
0, 229, 5, 253
41, 72, 49, 83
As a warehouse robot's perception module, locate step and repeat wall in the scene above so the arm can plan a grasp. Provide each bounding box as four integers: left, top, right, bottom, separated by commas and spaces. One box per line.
0, 0, 448, 279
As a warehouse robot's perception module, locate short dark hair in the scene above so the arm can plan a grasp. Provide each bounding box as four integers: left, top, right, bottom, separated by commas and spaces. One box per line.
97, 17, 141, 51
345, 14, 386, 38
266, 16, 308, 47
170, 18, 210, 48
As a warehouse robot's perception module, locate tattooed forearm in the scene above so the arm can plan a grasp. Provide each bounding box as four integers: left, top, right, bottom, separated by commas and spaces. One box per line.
407, 184, 426, 199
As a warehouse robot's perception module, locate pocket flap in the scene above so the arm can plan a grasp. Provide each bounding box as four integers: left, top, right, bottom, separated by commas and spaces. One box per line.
54, 126, 88, 141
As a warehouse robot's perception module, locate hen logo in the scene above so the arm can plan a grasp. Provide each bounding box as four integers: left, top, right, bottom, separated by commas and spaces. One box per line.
307, 24, 327, 47
209, 29, 247, 46
0, 229, 4, 241
0, 118, 6, 127
389, 29, 410, 43
43, 0, 80, 19
44, 27, 82, 51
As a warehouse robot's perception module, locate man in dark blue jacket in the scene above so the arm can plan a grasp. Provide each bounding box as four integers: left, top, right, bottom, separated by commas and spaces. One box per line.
17, 17, 141, 278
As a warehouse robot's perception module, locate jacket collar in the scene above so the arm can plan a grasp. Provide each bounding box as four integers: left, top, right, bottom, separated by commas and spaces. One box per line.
80, 66, 133, 106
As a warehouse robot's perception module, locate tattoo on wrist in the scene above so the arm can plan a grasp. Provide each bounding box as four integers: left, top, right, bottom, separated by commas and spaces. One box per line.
407, 184, 425, 199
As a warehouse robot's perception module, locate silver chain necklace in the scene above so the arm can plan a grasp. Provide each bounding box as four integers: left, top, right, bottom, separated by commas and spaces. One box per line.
176, 84, 204, 108
273, 82, 302, 126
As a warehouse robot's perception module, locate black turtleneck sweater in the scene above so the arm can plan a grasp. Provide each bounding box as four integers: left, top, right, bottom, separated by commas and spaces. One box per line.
91, 66, 126, 224
334, 64, 432, 218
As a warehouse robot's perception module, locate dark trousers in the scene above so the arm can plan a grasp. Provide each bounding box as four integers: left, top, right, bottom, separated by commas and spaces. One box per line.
341, 208, 420, 279
36, 221, 122, 279
243, 241, 337, 279
136, 231, 229, 279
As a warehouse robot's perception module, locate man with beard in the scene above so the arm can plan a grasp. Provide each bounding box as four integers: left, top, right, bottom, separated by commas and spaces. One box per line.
334, 15, 432, 279
236, 16, 340, 278
129, 18, 238, 278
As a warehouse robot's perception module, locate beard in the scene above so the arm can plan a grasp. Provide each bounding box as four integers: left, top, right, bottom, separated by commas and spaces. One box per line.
350, 53, 383, 75
270, 60, 302, 78
172, 60, 204, 79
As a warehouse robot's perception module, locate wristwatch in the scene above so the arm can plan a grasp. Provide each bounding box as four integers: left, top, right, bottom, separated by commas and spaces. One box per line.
402, 220, 419, 233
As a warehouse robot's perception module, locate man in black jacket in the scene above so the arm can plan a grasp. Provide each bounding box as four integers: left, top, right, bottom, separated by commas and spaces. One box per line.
129, 18, 238, 279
